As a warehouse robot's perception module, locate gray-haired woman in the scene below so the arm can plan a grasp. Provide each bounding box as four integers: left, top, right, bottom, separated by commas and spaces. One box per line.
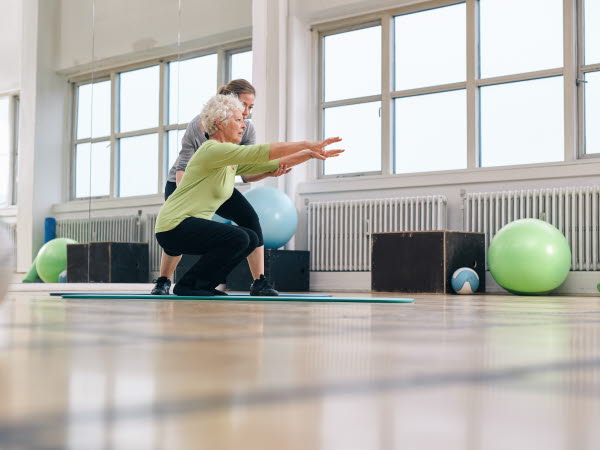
154, 94, 343, 296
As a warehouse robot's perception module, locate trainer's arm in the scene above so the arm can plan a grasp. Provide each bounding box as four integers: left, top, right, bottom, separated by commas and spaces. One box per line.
175, 170, 185, 186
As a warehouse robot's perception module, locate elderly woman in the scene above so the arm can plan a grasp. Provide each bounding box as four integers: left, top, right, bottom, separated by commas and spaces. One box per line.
155, 94, 343, 296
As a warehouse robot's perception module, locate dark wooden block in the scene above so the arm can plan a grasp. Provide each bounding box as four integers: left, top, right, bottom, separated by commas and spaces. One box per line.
226, 250, 310, 292
371, 231, 485, 294
67, 242, 149, 283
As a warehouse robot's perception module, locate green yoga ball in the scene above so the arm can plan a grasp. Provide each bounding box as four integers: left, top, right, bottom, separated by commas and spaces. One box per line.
488, 219, 571, 295
35, 238, 77, 283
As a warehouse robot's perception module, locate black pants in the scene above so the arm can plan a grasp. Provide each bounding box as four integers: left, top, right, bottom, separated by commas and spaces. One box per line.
156, 217, 259, 290
165, 181, 263, 246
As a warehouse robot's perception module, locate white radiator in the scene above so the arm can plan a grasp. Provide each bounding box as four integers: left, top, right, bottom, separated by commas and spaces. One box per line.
464, 186, 600, 271
0, 222, 17, 260
145, 213, 161, 273
56, 215, 142, 244
307, 196, 447, 271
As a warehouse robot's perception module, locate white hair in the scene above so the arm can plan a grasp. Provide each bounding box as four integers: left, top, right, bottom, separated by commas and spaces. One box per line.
200, 94, 244, 136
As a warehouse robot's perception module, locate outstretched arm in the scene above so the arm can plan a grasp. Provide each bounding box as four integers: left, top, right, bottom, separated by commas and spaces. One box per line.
268, 137, 342, 160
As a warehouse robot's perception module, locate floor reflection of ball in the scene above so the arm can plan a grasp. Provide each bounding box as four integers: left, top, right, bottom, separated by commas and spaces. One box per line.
0, 228, 14, 303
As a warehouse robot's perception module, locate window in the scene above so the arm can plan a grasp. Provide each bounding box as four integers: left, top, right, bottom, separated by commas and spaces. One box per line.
0, 95, 19, 207
321, 25, 381, 176
394, 4, 466, 173
317, 0, 594, 179
71, 42, 251, 200
229, 50, 253, 83
582, 0, 600, 155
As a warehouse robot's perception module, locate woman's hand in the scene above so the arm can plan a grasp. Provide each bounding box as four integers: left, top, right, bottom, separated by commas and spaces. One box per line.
268, 164, 292, 177
307, 148, 345, 160
306, 137, 342, 154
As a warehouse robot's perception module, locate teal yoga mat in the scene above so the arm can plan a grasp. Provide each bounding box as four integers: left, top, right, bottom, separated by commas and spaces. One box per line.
50, 292, 332, 297
60, 294, 414, 304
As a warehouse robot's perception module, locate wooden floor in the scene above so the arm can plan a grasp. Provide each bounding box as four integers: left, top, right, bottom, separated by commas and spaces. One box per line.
1, 290, 600, 450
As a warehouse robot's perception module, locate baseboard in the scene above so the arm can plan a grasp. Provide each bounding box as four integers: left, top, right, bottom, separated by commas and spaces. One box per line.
311, 271, 600, 295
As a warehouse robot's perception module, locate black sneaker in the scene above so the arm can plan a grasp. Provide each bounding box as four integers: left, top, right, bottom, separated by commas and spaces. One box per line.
211, 288, 228, 296
250, 275, 279, 296
151, 277, 171, 295
173, 284, 214, 297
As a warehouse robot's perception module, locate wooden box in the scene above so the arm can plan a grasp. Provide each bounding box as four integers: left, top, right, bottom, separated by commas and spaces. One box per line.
371, 231, 485, 294
67, 242, 149, 283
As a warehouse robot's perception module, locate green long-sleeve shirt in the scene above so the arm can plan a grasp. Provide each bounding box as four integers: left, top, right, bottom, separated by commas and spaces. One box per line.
155, 140, 279, 233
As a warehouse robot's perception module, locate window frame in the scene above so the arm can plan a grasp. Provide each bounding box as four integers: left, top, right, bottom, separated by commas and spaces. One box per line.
577, 0, 600, 158
314, 0, 594, 180
69, 40, 252, 200
0, 93, 19, 207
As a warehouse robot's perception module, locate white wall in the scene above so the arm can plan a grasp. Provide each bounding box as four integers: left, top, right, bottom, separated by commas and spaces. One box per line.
0, 0, 22, 93
57, 0, 252, 72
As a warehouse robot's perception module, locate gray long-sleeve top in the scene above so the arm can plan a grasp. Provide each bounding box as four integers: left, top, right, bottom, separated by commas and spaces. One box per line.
166, 114, 257, 183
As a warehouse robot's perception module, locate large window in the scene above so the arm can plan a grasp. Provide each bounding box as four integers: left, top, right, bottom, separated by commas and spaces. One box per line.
72, 44, 252, 199
322, 25, 381, 176
582, 0, 600, 155
0, 95, 19, 207
318, 0, 595, 178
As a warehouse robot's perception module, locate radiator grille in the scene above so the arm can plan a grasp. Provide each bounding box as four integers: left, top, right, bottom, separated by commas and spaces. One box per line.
56, 215, 142, 244
145, 213, 161, 273
464, 187, 600, 270
307, 196, 447, 271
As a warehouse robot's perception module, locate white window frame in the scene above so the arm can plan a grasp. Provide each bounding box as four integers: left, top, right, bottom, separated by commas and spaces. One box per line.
314, 0, 594, 181
70, 40, 251, 200
577, 0, 600, 158
0, 93, 19, 207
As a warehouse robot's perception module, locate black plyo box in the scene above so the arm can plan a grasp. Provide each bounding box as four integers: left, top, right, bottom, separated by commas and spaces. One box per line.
67, 242, 149, 283
175, 250, 310, 291
227, 249, 310, 292
371, 231, 485, 294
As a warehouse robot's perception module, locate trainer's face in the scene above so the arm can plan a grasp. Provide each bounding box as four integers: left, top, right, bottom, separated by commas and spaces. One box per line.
224, 109, 246, 143
238, 93, 255, 120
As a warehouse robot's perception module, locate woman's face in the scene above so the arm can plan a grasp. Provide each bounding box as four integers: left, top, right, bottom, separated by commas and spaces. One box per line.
238, 93, 255, 120
222, 109, 246, 143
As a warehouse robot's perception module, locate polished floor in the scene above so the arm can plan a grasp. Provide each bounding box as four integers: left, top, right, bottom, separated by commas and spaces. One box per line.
1, 290, 600, 450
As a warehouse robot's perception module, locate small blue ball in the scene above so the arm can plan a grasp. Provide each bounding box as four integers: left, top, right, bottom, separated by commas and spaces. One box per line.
58, 269, 68, 283
451, 267, 479, 294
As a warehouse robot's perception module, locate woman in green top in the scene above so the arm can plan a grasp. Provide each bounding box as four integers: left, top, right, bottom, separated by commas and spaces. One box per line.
155, 94, 343, 296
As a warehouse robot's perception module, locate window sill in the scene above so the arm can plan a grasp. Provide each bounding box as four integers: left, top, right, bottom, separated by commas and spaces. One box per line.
299, 158, 600, 195
52, 194, 165, 215
0, 205, 17, 218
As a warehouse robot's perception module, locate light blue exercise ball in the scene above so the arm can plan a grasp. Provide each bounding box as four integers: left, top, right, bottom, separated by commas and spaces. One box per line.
58, 269, 68, 283
243, 186, 298, 249
451, 267, 479, 294
212, 214, 231, 225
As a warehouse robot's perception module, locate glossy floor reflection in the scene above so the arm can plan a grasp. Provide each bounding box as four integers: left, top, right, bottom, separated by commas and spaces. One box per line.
1, 291, 600, 449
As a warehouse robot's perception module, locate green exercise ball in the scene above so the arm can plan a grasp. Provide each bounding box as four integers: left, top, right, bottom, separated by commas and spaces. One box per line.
35, 238, 77, 283
488, 219, 571, 295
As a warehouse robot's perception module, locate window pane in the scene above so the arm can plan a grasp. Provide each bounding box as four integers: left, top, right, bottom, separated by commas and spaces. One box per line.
395, 4, 466, 90
230, 51, 253, 83
75, 141, 111, 198
0, 97, 9, 206
119, 134, 158, 197
480, 77, 564, 167
395, 90, 466, 174
479, 0, 563, 78
76, 80, 111, 139
167, 129, 184, 175
119, 66, 159, 132
585, 0, 600, 64
324, 26, 381, 102
584, 71, 600, 155
169, 54, 217, 125
323, 101, 381, 175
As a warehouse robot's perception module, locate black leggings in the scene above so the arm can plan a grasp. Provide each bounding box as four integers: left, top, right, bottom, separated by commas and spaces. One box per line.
156, 217, 259, 290
164, 181, 263, 246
